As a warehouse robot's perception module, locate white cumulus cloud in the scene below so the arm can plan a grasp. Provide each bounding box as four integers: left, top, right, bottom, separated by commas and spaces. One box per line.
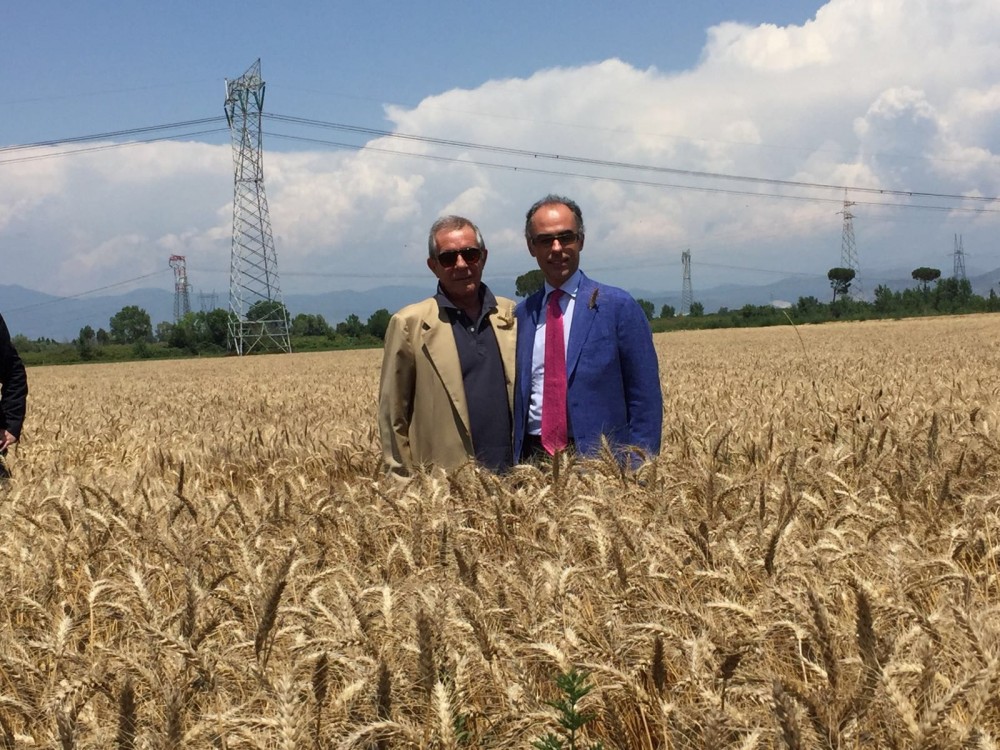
3, 0, 999, 304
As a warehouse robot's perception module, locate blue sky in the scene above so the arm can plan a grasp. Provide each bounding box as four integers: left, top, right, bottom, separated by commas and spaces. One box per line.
5, 1, 818, 143
3, 0, 1000, 307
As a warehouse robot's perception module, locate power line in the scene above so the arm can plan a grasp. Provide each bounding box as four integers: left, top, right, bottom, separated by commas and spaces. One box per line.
265, 130, 1000, 214
283, 85, 993, 169
3, 270, 170, 314
192, 256, 830, 283
0, 128, 228, 166
688, 260, 824, 278
0, 117, 226, 152
4, 113, 997, 212
264, 113, 1000, 205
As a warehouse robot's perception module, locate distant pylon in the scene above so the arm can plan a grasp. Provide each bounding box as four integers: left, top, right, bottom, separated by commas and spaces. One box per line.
224, 59, 292, 355
681, 249, 693, 315
169, 255, 191, 322
839, 191, 862, 299
953, 234, 967, 280
199, 291, 219, 312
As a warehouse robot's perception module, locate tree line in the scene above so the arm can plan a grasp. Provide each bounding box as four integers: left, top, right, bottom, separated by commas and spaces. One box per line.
13, 302, 395, 365
516, 265, 1000, 329
12, 265, 1000, 365
641, 266, 1000, 332
110, 301, 393, 354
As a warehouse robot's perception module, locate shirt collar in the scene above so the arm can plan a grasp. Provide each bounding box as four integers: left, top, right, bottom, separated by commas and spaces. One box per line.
435, 283, 496, 314
544, 269, 582, 300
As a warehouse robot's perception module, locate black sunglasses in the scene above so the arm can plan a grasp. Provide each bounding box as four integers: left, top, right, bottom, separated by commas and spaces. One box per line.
530, 231, 580, 249
436, 247, 483, 268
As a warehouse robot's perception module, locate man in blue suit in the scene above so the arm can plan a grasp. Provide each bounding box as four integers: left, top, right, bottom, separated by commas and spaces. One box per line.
513, 195, 663, 464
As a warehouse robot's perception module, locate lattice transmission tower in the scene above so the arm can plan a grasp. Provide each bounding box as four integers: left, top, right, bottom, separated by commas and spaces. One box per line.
953, 234, 967, 280
199, 291, 219, 313
839, 192, 862, 299
169, 255, 191, 322
224, 59, 291, 355
680, 249, 693, 315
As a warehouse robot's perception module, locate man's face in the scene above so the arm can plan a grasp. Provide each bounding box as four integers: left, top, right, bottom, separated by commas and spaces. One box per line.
427, 224, 487, 302
527, 202, 583, 288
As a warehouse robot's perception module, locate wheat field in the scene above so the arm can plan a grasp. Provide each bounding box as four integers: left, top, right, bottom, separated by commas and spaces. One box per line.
2, 314, 999, 749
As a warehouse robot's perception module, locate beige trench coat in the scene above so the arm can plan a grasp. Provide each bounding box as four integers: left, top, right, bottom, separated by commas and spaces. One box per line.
377, 295, 516, 475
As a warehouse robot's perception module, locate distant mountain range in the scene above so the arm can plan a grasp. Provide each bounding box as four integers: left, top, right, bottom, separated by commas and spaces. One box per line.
4, 266, 1000, 341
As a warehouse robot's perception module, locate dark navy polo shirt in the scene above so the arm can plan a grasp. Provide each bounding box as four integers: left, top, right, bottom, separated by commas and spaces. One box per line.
435, 284, 512, 472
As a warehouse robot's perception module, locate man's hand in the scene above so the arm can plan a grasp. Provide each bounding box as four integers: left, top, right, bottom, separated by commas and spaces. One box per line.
0, 430, 17, 451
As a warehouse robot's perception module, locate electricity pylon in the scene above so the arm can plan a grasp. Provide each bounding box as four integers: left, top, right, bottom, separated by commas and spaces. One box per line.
953, 234, 967, 280
839, 192, 862, 300
224, 59, 291, 355
199, 291, 219, 313
169, 255, 191, 322
681, 249, 693, 315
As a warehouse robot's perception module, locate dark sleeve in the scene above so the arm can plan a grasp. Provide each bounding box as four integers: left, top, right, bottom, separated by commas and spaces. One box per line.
0, 314, 28, 439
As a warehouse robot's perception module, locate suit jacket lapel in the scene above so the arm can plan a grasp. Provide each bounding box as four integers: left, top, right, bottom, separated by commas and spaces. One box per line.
421, 306, 470, 432
490, 300, 517, 404
566, 273, 597, 377
516, 290, 544, 377
526, 289, 544, 327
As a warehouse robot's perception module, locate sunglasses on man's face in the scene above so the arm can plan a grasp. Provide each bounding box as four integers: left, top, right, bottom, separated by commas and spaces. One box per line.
436, 247, 483, 268
530, 231, 580, 249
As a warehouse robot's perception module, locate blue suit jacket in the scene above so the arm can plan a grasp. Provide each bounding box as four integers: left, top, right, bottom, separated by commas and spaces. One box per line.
513, 272, 663, 462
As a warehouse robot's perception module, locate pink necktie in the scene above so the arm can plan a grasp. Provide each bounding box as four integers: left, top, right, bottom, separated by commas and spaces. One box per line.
541, 289, 568, 454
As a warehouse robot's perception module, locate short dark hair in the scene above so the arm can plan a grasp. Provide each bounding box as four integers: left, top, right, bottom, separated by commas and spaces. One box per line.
524, 195, 585, 239
427, 215, 485, 258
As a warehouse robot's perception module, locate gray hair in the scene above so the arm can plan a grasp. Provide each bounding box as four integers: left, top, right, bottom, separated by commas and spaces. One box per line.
427, 215, 485, 258
524, 194, 585, 239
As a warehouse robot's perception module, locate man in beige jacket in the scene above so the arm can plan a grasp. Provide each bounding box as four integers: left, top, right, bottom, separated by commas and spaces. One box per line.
378, 216, 516, 476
